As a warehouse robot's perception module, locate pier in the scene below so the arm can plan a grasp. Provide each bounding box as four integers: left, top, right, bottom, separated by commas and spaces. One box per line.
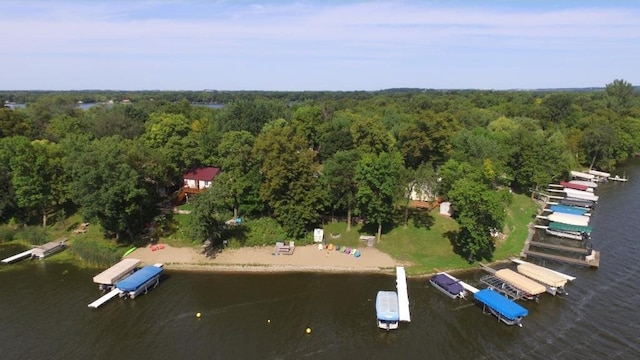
88, 288, 122, 309
522, 249, 600, 268
1, 249, 34, 264
528, 241, 591, 255
396, 266, 410, 322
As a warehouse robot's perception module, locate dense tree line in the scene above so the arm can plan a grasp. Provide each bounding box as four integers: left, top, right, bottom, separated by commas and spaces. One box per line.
1, 79, 638, 261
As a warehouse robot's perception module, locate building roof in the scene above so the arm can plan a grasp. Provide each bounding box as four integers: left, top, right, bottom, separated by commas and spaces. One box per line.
183, 167, 220, 181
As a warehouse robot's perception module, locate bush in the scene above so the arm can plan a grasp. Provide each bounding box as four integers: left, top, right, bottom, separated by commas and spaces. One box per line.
0, 225, 17, 243
68, 237, 122, 267
235, 218, 288, 247
15, 226, 50, 245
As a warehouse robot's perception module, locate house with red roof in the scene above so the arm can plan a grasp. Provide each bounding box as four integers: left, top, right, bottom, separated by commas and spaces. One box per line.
183, 167, 220, 190
176, 166, 221, 204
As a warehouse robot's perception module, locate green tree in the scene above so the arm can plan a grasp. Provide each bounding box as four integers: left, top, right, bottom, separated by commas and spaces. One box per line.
10, 139, 67, 227
253, 125, 326, 238
400, 163, 438, 227
350, 114, 394, 155
66, 136, 153, 240
322, 150, 360, 231
188, 185, 227, 247
355, 151, 403, 242
215, 131, 262, 218
448, 178, 507, 262
605, 79, 634, 116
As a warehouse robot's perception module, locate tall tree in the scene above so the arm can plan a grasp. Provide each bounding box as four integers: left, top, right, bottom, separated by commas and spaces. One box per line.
355, 151, 403, 242
322, 150, 360, 231
215, 131, 262, 218
253, 125, 326, 238
605, 79, 634, 116
67, 136, 152, 240
10, 139, 67, 227
448, 178, 507, 262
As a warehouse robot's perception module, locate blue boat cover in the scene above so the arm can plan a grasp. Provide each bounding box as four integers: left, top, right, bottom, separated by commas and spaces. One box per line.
376, 291, 400, 321
116, 265, 162, 292
431, 274, 464, 295
474, 289, 528, 320
550, 204, 588, 216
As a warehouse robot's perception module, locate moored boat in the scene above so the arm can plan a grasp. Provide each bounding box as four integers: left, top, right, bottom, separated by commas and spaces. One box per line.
429, 273, 466, 299
115, 264, 163, 299
376, 291, 399, 330
474, 289, 528, 326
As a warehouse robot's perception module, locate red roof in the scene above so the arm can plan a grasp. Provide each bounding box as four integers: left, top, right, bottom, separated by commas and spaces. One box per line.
183, 167, 220, 181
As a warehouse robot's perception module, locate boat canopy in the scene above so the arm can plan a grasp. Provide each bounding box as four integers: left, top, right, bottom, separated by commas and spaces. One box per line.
550, 204, 589, 216
93, 258, 141, 285
547, 213, 590, 227
548, 222, 592, 234
560, 181, 588, 191
563, 188, 599, 202
571, 171, 595, 180
588, 169, 611, 178
376, 291, 400, 321
116, 265, 163, 292
569, 180, 598, 188
431, 273, 464, 295
474, 289, 528, 321
495, 269, 547, 295
517, 263, 567, 288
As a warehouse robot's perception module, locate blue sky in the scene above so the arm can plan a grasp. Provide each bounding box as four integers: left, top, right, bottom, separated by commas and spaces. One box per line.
1, 0, 638, 91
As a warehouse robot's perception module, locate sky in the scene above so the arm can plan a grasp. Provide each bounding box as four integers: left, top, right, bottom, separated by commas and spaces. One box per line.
1, 0, 639, 91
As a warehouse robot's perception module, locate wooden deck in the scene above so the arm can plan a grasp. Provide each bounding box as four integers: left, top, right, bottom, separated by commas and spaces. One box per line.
522, 249, 600, 268
528, 241, 591, 255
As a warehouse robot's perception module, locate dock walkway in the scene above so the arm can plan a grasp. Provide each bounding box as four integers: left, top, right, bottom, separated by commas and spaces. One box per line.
396, 266, 411, 322
528, 241, 590, 255
88, 288, 122, 309
523, 249, 599, 268
1, 249, 34, 264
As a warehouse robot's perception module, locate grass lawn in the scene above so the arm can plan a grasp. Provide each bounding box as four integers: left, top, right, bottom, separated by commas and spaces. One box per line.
322, 193, 539, 276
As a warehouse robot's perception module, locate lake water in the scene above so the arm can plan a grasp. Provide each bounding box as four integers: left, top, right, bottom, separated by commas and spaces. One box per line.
1, 161, 639, 360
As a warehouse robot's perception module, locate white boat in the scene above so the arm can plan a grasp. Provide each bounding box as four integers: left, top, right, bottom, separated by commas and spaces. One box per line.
376, 291, 399, 330
608, 175, 628, 182
570, 170, 595, 181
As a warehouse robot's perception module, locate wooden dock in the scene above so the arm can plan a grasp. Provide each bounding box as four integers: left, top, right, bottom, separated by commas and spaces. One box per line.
521, 224, 599, 268
523, 249, 599, 268
528, 241, 591, 255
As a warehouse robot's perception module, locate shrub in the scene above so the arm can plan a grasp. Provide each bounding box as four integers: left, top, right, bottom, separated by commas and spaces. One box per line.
15, 226, 50, 245
0, 225, 17, 243
68, 238, 122, 267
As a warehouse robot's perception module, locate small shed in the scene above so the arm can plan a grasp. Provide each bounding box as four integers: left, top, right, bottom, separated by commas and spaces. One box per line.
439, 202, 452, 217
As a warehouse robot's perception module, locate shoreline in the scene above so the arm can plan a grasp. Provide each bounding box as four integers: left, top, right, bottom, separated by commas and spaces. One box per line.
126, 243, 411, 275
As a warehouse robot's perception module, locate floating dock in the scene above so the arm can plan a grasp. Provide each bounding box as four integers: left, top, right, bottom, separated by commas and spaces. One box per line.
396, 266, 410, 322
88, 288, 123, 309
31, 238, 67, 260
1, 249, 34, 264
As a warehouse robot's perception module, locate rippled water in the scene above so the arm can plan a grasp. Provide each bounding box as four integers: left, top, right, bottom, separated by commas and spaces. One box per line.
2, 162, 640, 360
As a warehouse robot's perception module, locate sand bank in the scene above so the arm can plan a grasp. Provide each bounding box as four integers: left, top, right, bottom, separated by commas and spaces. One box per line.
126, 243, 405, 273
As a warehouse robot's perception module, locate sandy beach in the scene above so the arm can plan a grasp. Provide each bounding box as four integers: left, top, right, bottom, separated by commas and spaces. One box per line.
126, 243, 405, 273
